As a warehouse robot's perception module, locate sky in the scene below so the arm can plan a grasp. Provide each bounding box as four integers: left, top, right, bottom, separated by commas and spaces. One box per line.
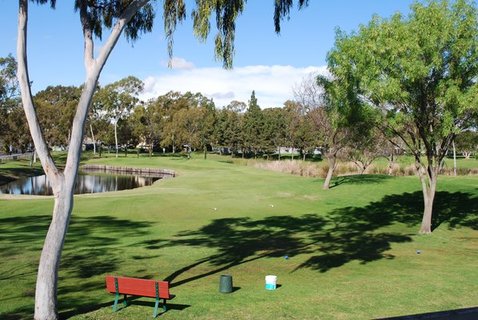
0, 0, 416, 108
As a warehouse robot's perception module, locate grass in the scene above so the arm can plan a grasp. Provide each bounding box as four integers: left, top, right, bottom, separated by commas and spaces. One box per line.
0, 153, 477, 319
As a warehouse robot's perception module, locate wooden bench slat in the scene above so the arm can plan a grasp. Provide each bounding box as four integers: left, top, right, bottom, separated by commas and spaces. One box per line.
105, 276, 171, 299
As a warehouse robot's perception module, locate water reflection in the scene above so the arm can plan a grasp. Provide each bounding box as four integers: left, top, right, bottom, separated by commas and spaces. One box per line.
0, 172, 162, 195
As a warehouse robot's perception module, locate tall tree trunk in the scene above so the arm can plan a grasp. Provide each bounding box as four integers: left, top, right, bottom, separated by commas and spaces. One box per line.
89, 124, 96, 155
417, 161, 438, 234
17, 1, 148, 318
387, 153, 395, 176
114, 121, 119, 158
452, 141, 457, 176
323, 153, 336, 190
35, 183, 73, 319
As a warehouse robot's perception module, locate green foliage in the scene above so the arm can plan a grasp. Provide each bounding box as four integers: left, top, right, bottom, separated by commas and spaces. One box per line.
455, 130, 478, 157
326, 0, 478, 232
0, 54, 22, 151
73, 0, 155, 42
262, 107, 287, 154
93, 76, 144, 148
215, 101, 245, 152
328, 0, 478, 163
145, 91, 216, 153
0, 54, 19, 106
2, 106, 32, 153
243, 91, 265, 155
34, 85, 82, 147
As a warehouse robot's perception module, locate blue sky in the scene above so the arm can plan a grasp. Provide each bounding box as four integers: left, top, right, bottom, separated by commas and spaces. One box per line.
0, 0, 415, 108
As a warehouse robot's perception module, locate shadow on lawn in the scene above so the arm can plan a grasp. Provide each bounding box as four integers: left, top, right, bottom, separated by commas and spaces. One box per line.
155, 190, 477, 287
0, 214, 152, 320
330, 174, 393, 188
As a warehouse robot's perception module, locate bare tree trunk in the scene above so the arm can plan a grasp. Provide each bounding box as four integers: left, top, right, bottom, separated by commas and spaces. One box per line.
417, 162, 437, 234
17, 1, 149, 318
35, 184, 73, 319
452, 141, 457, 176
89, 124, 96, 155
323, 153, 336, 190
114, 121, 119, 158
387, 153, 395, 176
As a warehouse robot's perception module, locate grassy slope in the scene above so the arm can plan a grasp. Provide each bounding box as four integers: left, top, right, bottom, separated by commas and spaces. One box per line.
0, 154, 477, 319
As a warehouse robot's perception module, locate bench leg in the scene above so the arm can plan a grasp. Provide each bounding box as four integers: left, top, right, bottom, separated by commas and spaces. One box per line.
153, 297, 160, 318
123, 294, 129, 307
163, 298, 168, 311
112, 292, 120, 312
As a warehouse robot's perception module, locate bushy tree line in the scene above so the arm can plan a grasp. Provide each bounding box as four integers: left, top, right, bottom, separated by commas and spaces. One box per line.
2, 64, 477, 167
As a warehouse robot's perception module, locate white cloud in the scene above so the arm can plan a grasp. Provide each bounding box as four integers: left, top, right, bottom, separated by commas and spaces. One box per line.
141, 64, 328, 108
161, 57, 196, 70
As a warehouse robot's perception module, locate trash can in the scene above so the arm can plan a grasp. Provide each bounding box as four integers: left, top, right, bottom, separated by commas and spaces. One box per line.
219, 274, 233, 293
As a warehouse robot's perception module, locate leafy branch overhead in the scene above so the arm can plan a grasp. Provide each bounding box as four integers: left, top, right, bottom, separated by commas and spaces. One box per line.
33, 0, 309, 69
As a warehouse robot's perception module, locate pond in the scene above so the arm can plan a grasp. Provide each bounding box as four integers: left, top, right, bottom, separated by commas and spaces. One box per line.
0, 171, 165, 195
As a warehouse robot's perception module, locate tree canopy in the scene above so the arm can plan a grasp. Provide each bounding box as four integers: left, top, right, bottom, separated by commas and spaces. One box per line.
326, 0, 478, 233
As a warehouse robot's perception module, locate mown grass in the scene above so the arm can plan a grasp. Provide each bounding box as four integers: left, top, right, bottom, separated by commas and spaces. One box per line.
0, 153, 477, 319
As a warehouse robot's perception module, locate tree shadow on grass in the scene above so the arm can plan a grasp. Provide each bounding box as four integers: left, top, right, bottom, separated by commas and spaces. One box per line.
153, 191, 477, 287
330, 174, 393, 188
0, 214, 153, 319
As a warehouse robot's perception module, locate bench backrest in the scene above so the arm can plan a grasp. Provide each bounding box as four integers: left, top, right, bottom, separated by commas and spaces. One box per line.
105, 276, 171, 299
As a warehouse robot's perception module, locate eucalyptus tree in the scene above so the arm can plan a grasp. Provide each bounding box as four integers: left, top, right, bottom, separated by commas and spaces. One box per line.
158, 91, 216, 157
282, 100, 304, 160
262, 107, 287, 159
34, 86, 81, 148
215, 100, 246, 155
0, 54, 19, 108
196, 94, 217, 159
159, 91, 198, 153
327, 0, 478, 233
130, 99, 164, 155
3, 105, 31, 153
455, 130, 478, 159
16, 1, 310, 318
0, 54, 21, 148
94, 76, 144, 157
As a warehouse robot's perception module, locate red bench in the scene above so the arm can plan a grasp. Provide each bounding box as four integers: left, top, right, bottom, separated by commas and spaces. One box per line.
105, 275, 174, 318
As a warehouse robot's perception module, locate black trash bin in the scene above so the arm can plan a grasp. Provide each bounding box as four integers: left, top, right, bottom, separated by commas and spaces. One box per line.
219, 274, 233, 293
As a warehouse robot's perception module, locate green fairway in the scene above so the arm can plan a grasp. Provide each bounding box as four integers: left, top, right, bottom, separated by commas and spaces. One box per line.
0, 154, 477, 319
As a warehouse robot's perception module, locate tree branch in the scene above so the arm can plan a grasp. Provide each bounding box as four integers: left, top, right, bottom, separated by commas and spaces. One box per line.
65, 0, 150, 179
17, 0, 61, 186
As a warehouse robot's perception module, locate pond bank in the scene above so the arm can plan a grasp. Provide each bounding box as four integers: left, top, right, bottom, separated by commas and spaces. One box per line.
81, 164, 175, 177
